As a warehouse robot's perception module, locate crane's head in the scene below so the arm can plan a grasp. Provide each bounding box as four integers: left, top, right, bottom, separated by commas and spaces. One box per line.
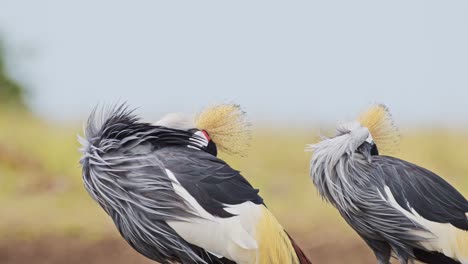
155, 104, 251, 156
333, 121, 378, 159
356, 104, 399, 156
308, 104, 399, 204
308, 104, 399, 164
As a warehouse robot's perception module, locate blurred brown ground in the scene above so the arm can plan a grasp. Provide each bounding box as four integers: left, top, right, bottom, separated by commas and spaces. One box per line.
0, 235, 374, 264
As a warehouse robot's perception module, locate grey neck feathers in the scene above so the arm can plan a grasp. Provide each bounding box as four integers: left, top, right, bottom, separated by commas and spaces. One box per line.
309, 124, 372, 212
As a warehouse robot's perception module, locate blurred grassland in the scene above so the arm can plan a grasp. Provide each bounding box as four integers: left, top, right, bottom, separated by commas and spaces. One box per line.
1, 111, 468, 246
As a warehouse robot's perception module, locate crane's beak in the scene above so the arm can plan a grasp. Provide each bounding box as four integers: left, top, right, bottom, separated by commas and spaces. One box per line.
365, 134, 379, 156
359, 134, 379, 161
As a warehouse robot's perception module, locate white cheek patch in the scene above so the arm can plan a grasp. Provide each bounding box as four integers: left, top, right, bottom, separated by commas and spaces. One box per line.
188, 131, 209, 149
195, 131, 209, 146
365, 133, 374, 144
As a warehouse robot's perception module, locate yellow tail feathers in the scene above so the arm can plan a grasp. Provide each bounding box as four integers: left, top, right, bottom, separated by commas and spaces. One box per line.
358, 104, 400, 155
256, 207, 300, 264
454, 228, 468, 261
195, 104, 251, 156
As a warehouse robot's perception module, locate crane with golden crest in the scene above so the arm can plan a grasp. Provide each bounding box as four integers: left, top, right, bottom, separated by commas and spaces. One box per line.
80, 103, 311, 264
308, 104, 468, 264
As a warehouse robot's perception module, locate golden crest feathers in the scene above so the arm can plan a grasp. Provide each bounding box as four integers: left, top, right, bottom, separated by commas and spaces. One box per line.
195, 104, 251, 156
358, 104, 400, 154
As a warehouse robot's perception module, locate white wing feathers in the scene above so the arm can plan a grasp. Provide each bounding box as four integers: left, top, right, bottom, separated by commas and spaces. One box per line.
164, 169, 262, 264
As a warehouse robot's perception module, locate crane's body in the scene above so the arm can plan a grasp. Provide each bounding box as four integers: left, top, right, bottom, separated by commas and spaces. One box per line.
309, 105, 468, 264
80, 104, 311, 264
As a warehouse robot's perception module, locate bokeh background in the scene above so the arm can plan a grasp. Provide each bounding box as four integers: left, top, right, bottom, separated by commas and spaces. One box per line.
1, 1, 468, 263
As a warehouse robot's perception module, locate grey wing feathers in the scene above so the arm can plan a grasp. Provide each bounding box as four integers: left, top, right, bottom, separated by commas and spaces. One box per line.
80, 104, 222, 263
326, 157, 429, 257
373, 156, 468, 230
338, 186, 426, 252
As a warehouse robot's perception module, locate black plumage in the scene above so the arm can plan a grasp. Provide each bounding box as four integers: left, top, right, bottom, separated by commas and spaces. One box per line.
413, 248, 462, 264
373, 156, 468, 231
156, 147, 263, 218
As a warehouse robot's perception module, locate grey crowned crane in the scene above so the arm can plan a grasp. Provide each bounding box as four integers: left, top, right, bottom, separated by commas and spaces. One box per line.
308, 104, 468, 264
80, 103, 311, 264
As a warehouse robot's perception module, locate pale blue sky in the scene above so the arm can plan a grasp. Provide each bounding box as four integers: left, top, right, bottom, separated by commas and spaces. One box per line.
1, 1, 468, 125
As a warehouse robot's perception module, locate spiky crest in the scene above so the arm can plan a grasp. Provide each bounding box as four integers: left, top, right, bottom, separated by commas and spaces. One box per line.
195, 104, 251, 156
358, 104, 400, 154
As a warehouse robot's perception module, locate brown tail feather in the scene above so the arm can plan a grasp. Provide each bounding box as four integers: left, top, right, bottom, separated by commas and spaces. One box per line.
286, 232, 313, 264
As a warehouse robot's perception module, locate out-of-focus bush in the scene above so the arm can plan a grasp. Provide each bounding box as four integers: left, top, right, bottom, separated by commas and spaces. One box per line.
0, 39, 26, 109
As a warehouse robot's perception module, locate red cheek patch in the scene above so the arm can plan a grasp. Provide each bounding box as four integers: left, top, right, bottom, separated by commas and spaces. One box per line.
201, 130, 211, 141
